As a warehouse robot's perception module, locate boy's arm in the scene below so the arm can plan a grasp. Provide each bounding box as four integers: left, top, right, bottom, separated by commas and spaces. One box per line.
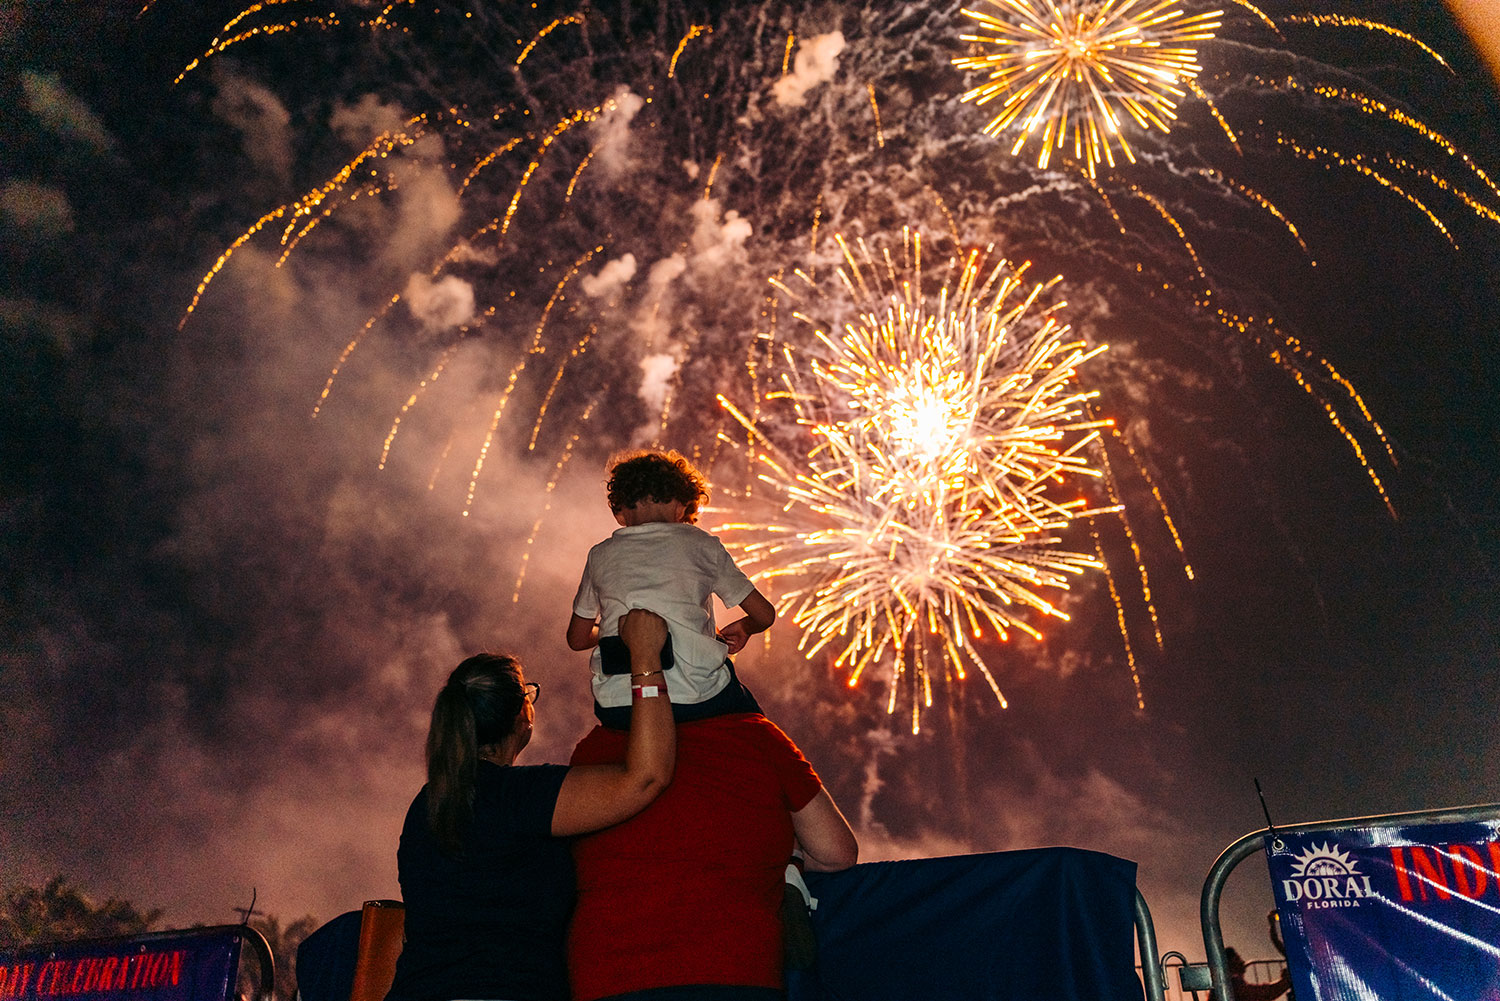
568, 557, 600, 651
718, 586, 776, 655
566, 613, 599, 651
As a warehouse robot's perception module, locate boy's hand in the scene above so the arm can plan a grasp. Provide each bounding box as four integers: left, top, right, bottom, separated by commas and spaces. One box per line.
719, 588, 775, 654
719, 617, 753, 654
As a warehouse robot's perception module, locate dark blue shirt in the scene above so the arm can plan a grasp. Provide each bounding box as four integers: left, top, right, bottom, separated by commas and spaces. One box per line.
387, 761, 572, 1001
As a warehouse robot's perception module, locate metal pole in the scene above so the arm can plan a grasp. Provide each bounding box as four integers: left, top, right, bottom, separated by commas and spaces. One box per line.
1135, 887, 1167, 1000
233, 924, 276, 1001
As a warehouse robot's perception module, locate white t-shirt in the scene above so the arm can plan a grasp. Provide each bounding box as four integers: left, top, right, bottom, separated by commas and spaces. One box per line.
572, 522, 757, 707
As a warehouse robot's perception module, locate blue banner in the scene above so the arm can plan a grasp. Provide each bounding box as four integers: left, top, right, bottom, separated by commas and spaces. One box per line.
0, 929, 242, 1001
1267, 819, 1500, 1000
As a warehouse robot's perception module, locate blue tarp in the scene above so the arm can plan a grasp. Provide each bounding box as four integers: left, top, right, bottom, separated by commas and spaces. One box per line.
296, 910, 362, 1001
301, 848, 1141, 1001
790, 848, 1141, 1001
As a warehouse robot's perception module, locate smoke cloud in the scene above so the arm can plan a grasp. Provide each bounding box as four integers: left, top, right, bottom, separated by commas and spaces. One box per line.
381, 161, 462, 269
1, 180, 74, 234
629, 253, 688, 345
403, 273, 477, 332
211, 67, 295, 183
637, 350, 680, 418
331, 94, 410, 146
771, 32, 846, 107
644, 253, 687, 293
688, 199, 753, 277
590, 86, 647, 174
20, 71, 113, 152
582, 253, 638, 301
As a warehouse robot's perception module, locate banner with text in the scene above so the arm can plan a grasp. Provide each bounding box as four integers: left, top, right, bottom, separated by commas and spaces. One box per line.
1267, 818, 1500, 1000
0, 929, 242, 1001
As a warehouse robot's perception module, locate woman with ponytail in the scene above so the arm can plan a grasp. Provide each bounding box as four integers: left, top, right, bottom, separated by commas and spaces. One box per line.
386, 609, 675, 1001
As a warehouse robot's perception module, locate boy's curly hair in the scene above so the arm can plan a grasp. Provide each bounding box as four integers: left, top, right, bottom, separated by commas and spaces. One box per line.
606, 449, 708, 522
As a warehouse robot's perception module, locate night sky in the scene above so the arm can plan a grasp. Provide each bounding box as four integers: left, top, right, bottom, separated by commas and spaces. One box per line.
3, 0, 1500, 966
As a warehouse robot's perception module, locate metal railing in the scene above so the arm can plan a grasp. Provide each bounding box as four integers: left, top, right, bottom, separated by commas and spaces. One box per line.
1145, 956, 1287, 1001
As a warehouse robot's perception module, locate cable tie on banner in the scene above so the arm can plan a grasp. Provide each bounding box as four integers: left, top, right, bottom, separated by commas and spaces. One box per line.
1256, 777, 1284, 852
234, 888, 260, 926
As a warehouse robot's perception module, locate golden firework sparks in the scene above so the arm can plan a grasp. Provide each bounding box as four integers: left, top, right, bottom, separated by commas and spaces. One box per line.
719, 233, 1118, 732
954, 0, 1222, 175
516, 13, 584, 67
1282, 14, 1451, 71
668, 24, 713, 79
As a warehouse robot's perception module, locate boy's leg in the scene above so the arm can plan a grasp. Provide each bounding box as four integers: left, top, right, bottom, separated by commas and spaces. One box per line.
668, 660, 762, 723
721, 660, 763, 714
607, 661, 764, 728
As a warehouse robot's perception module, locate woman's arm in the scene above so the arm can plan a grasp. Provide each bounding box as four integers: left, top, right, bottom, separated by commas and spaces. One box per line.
791, 788, 859, 871
551, 609, 676, 836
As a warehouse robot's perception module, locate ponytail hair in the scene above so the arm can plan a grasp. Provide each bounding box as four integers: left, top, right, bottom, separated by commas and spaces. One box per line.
424, 653, 527, 855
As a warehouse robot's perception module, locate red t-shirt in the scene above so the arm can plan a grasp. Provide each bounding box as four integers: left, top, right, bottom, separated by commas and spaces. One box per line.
567, 714, 824, 1001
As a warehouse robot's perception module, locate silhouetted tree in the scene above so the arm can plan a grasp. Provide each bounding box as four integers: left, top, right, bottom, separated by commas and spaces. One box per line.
0, 876, 161, 947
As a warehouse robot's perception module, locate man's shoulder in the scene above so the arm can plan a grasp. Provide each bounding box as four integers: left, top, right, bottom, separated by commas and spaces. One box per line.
571, 723, 627, 764
685, 712, 793, 745
679, 715, 812, 779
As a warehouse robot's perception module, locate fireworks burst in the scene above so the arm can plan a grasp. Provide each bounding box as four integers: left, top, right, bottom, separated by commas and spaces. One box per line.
717, 232, 1119, 732
153, 0, 1493, 730
954, 0, 1223, 175
950, 0, 1500, 517
950, 0, 1500, 260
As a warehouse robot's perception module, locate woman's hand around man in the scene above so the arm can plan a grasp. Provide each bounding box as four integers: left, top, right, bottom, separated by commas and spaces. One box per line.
549, 608, 676, 837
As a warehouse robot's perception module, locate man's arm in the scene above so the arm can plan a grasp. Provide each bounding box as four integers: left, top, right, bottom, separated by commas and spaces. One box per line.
792, 788, 858, 871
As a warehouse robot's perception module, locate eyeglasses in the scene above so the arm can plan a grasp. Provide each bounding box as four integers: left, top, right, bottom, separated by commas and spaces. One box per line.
523, 682, 541, 705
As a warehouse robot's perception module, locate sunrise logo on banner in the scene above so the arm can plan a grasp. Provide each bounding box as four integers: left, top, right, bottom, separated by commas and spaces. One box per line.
1279, 843, 1375, 909
1266, 819, 1500, 1001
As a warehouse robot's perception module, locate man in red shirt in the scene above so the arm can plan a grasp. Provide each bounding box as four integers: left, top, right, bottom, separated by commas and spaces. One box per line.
568, 713, 858, 1001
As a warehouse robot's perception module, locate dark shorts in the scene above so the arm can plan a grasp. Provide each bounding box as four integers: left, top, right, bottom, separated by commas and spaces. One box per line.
593, 660, 762, 729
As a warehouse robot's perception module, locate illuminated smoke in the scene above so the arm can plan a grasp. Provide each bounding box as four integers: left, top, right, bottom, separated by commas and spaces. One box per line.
772, 31, 848, 107
403, 273, 477, 333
